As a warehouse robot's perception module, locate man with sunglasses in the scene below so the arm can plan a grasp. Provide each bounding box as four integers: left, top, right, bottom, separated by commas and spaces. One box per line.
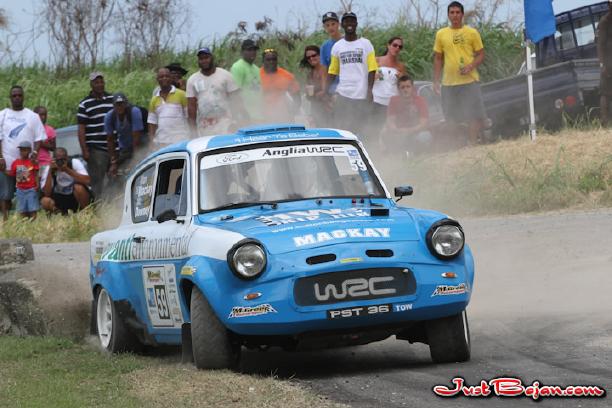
326, 12, 378, 135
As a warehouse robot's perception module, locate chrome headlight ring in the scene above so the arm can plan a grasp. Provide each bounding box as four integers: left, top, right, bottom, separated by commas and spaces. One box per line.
227, 239, 267, 280
426, 219, 465, 260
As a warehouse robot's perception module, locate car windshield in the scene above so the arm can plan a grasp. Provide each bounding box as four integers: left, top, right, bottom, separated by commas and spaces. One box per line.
199, 142, 385, 211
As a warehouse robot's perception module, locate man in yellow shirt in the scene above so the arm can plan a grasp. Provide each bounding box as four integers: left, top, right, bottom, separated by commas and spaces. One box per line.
433, 1, 485, 145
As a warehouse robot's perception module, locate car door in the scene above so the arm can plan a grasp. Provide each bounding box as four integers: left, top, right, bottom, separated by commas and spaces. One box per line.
135, 153, 192, 333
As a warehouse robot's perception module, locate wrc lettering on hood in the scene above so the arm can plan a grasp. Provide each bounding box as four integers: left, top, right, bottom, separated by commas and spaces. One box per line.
293, 228, 391, 247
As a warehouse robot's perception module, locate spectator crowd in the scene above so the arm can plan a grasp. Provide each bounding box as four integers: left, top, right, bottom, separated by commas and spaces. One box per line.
0, 1, 488, 219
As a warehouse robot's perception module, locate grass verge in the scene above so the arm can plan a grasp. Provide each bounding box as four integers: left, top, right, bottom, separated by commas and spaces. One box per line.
382, 128, 612, 216
0, 336, 343, 408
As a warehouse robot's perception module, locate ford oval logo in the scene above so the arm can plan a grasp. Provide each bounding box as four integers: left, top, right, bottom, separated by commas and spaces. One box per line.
216, 153, 247, 164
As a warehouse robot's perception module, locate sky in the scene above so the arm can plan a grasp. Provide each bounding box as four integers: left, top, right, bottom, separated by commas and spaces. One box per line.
0, 0, 599, 63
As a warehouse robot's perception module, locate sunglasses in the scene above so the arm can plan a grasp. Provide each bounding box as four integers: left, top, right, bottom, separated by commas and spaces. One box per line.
263, 48, 276, 54
306, 53, 319, 59
391, 43, 403, 49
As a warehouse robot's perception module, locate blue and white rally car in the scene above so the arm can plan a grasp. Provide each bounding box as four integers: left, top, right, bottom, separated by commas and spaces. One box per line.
90, 124, 474, 369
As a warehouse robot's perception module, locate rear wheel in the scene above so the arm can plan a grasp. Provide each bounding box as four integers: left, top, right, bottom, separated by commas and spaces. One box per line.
426, 310, 471, 363
95, 288, 139, 353
190, 287, 240, 369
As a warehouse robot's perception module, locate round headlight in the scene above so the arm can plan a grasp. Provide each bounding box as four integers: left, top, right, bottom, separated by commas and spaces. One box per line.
427, 220, 465, 259
230, 242, 266, 279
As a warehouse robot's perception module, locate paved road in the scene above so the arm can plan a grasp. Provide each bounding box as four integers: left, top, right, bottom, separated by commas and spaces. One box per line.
239, 209, 612, 407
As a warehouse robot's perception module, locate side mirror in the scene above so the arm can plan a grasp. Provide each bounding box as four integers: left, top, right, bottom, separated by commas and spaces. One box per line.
156, 208, 178, 223
394, 186, 413, 202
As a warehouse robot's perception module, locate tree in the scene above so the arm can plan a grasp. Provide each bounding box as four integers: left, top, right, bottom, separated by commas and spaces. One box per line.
42, 0, 115, 69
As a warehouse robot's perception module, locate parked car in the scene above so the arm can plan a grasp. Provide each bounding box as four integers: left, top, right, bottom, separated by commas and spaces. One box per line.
481, 1, 607, 137
54, 125, 82, 158
89, 124, 475, 369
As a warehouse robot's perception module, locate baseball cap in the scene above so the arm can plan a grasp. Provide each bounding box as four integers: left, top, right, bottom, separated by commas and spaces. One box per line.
165, 62, 188, 76
241, 39, 259, 50
341, 12, 357, 21
322, 11, 339, 23
196, 47, 212, 56
89, 71, 104, 81
112, 93, 128, 104
18, 141, 31, 149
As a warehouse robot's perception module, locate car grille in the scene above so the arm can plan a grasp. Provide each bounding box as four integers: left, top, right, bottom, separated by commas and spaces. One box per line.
294, 267, 416, 306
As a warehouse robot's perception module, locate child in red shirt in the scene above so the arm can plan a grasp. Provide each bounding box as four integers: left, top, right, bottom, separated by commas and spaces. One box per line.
9, 142, 40, 219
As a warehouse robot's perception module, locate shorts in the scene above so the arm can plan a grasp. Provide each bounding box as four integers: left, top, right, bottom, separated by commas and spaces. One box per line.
52, 192, 79, 214
0, 172, 16, 201
334, 95, 370, 136
441, 82, 486, 123
16, 188, 39, 213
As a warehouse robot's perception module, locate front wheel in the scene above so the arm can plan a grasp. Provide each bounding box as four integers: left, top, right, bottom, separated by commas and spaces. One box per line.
190, 287, 240, 369
426, 310, 471, 363
95, 288, 139, 353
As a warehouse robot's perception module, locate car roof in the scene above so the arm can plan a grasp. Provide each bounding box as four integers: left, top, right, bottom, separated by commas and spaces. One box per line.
143, 124, 358, 161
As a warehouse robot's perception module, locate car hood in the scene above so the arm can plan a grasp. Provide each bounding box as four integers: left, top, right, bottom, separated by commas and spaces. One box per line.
195, 205, 422, 255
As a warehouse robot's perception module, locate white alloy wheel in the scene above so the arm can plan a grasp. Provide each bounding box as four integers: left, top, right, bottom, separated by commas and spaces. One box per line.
96, 289, 113, 349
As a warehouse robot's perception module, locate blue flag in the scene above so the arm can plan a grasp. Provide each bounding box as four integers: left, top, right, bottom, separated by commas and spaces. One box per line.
524, 0, 556, 43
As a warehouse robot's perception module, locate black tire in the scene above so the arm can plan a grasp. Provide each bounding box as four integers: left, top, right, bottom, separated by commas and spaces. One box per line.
95, 287, 140, 353
190, 287, 240, 369
426, 310, 471, 363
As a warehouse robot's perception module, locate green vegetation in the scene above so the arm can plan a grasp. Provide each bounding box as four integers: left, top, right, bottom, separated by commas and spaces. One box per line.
0, 24, 522, 129
384, 128, 612, 216
0, 336, 344, 408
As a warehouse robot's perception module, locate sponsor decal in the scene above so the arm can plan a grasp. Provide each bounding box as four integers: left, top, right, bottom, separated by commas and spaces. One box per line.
228, 303, 277, 318
293, 227, 390, 247
262, 145, 344, 157
100, 232, 192, 262
394, 303, 413, 312
315, 276, 396, 302
433, 377, 606, 400
339, 257, 362, 264
258, 208, 369, 227
180, 266, 196, 276
142, 265, 183, 328
216, 152, 248, 164
431, 283, 467, 297
327, 304, 391, 319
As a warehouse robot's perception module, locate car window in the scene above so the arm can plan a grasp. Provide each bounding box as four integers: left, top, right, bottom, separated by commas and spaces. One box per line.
572, 15, 595, 46
199, 143, 385, 211
131, 164, 156, 223
153, 158, 187, 218
555, 23, 576, 51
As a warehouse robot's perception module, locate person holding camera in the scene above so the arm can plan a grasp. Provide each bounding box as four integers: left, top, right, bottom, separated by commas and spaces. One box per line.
40, 147, 92, 214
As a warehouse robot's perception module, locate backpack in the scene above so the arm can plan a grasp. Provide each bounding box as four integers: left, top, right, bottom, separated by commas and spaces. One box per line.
110, 105, 148, 135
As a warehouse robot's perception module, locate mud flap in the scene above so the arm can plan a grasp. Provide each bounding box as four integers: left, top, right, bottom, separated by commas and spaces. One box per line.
181, 323, 194, 363
90, 299, 97, 335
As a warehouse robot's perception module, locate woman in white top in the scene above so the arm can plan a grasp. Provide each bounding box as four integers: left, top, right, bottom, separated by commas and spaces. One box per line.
371, 37, 406, 136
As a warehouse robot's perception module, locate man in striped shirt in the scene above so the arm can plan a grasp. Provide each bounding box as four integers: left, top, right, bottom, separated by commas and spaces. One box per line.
77, 71, 113, 198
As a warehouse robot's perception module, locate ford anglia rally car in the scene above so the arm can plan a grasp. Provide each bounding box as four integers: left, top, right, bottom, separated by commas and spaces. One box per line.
90, 124, 474, 369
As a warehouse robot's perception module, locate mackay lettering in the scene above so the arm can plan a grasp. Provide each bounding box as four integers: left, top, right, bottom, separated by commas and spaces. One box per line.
228, 303, 277, 318
293, 227, 390, 247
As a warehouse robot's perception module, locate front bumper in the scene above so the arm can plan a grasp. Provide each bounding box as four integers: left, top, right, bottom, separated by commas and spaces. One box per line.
195, 242, 474, 336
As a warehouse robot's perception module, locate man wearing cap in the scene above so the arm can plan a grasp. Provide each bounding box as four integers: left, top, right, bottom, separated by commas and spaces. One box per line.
166, 62, 188, 91
320, 11, 342, 95
104, 93, 145, 177
77, 72, 113, 198
187, 47, 248, 136
0, 85, 46, 220
327, 12, 378, 134
231, 39, 263, 122
148, 67, 188, 147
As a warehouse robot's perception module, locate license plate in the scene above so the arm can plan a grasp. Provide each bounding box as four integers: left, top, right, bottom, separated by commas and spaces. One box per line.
327, 304, 392, 320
